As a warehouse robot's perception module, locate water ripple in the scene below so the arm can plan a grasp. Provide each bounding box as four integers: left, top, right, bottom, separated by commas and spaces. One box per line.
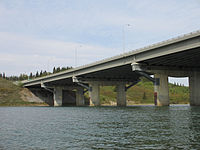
0, 106, 200, 149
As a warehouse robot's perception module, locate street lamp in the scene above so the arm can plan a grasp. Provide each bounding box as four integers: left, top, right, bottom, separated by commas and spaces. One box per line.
123, 24, 131, 53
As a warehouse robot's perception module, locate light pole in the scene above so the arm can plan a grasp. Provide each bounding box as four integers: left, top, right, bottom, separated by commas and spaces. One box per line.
123, 24, 131, 53
75, 45, 82, 67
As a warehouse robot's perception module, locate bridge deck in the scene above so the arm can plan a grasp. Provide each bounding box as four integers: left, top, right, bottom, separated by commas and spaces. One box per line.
23, 30, 200, 87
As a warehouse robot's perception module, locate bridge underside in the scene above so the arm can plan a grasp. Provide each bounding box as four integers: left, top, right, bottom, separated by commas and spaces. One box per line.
23, 31, 200, 106
29, 65, 141, 87
26, 64, 142, 107
78, 65, 141, 82
135, 47, 200, 106
139, 47, 200, 71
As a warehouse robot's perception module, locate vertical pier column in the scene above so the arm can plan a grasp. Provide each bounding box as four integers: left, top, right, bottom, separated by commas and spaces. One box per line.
89, 83, 100, 106
76, 87, 85, 106
154, 74, 169, 106
189, 71, 200, 106
54, 87, 63, 106
116, 82, 126, 106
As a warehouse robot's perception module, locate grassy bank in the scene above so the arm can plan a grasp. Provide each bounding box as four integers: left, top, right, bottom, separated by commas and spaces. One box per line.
100, 78, 189, 105
0, 78, 47, 106
0, 78, 189, 106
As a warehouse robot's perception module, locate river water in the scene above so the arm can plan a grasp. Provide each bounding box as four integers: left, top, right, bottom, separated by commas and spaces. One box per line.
0, 105, 200, 149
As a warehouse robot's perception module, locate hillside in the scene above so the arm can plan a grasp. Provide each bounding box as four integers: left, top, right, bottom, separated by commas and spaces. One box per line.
0, 78, 47, 106
99, 78, 189, 105
0, 78, 189, 106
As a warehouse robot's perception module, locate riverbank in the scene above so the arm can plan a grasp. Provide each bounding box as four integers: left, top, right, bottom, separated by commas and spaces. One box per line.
0, 78, 48, 106
98, 78, 189, 105
0, 78, 189, 106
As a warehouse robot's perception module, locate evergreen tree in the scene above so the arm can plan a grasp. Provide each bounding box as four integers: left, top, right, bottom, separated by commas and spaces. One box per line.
56, 67, 61, 73
29, 72, 33, 79
3, 72, 5, 78
19, 74, 23, 80
36, 71, 39, 77
68, 66, 73, 70
40, 70, 43, 77
43, 71, 47, 76
24, 74, 28, 80
61, 67, 66, 71
53, 67, 56, 73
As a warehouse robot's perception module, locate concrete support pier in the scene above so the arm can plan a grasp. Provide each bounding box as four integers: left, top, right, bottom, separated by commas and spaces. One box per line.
116, 83, 126, 106
76, 87, 85, 106
89, 83, 100, 106
189, 71, 200, 106
154, 74, 169, 106
54, 87, 63, 106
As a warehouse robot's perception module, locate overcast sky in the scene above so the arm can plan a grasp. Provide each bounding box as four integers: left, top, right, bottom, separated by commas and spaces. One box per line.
0, 0, 200, 85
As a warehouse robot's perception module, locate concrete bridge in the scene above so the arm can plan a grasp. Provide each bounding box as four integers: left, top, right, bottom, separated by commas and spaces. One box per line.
23, 30, 200, 106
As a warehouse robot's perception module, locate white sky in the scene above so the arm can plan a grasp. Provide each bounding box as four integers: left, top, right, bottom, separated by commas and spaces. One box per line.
0, 0, 200, 86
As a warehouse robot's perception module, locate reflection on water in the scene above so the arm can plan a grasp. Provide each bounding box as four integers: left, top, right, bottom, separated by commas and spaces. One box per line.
0, 105, 200, 149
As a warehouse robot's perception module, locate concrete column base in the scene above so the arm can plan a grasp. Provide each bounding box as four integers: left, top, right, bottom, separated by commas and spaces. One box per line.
116, 83, 126, 106
189, 71, 200, 106
76, 87, 85, 106
89, 83, 100, 106
154, 74, 169, 106
54, 87, 63, 106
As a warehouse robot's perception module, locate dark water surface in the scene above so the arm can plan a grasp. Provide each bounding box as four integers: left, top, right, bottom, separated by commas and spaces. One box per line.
0, 105, 200, 150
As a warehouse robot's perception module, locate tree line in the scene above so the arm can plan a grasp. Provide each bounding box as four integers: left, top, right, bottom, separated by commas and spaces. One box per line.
0, 66, 73, 81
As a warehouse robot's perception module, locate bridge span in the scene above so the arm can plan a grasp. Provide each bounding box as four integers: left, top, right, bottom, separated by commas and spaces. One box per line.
23, 30, 200, 106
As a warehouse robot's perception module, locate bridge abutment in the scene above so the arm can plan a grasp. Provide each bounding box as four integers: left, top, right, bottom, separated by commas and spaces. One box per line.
89, 83, 100, 106
154, 74, 169, 106
76, 87, 85, 106
116, 83, 126, 106
189, 71, 200, 106
53, 87, 63, 106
